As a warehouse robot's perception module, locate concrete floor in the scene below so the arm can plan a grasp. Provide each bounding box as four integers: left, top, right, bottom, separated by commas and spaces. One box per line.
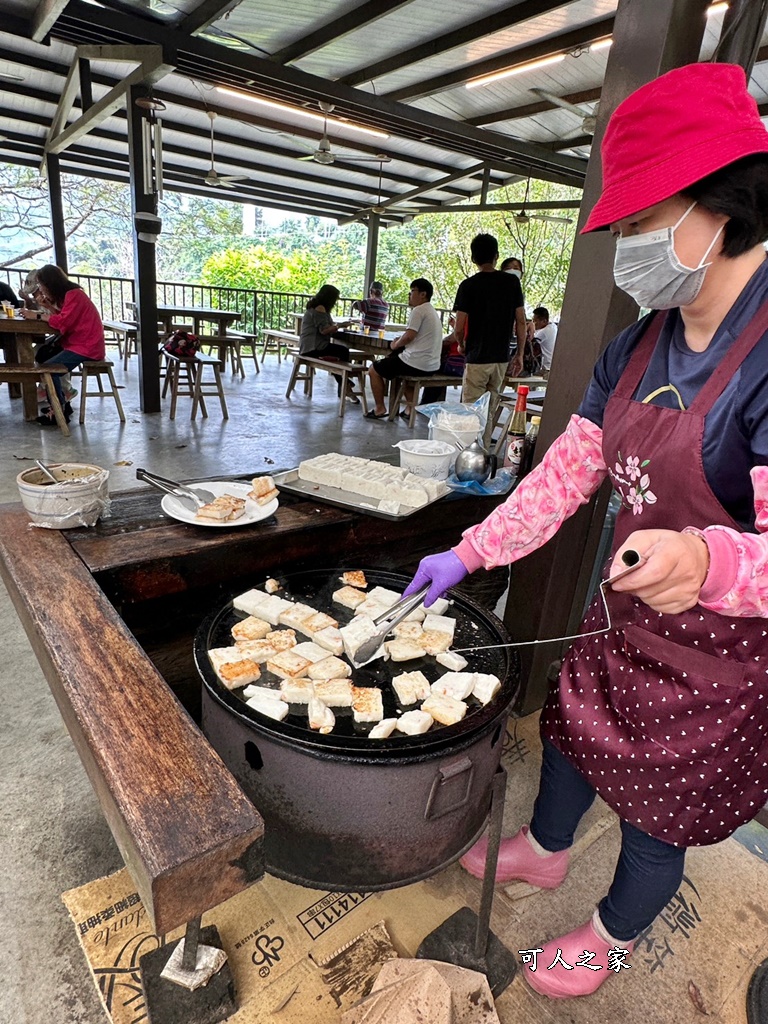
0, 350, 434, 1024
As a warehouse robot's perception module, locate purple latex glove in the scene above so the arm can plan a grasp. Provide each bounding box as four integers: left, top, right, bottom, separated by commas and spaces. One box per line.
403, 550, 469, 607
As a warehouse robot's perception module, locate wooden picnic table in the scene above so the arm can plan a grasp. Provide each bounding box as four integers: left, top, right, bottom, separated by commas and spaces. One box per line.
0, 314, 52, 419
0, 477, 505, 934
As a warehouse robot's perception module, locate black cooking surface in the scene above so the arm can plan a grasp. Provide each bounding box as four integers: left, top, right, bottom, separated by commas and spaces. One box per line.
195, 568, 517, 753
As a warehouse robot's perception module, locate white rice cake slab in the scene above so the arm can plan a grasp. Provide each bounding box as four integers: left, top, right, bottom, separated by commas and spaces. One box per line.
215, 657, 262, 690
313, 679, 354, 707
305, 611, 338, 635
333, 585, 368, 610
368, 718, 398, 740
392, 670, 431, 706
340, 570, 367, 589
266, 650, 312, 678
385, 637, 427, 662
308, 697, 335, 734
232, 639, 280, 663
246, 694, 289, 721
307, 656, 352, 680
396, 710, 433, 735
351, 687, 384, 723
265, 629, 297, 652
278, 602, 317, 631
422, 597, 450, 615
422, 613, 456, 640
252, 594, 293, 625
232, 588, 270, 617
243, 683, 283, 701
340, 615, 388, 667
472, 673, 502, 705
392, 622, 425, 641
208, 646, 247, 672
420, 629, 453, 656
280, 677, 315, 703
431, 672, 475, 701
313, 626, 344, 656
436, 650, 468, 672
421, 693, 467, 726
292, 641, 331, 664
231, 616, 271, 643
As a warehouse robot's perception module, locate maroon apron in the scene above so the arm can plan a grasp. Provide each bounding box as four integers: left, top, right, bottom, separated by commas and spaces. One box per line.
541, 306, 768, 847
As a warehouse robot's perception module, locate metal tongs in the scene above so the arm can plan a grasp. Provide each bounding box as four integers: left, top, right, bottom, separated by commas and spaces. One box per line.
353, 583, 431, 664
136, 468, 216, 510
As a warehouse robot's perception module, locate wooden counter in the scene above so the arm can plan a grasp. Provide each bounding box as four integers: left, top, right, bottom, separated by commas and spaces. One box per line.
0, 480, 504, 934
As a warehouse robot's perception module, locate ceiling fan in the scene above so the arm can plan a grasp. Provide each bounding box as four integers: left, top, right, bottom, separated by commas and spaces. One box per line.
296, 102, 391, 166
529, 87, 599, 137
513, 176, 573, 225
203, 111, 248, 188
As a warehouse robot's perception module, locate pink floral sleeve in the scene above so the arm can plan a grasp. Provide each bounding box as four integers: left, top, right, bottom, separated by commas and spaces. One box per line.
689, 465, 768, 617
454, 414, 608, 572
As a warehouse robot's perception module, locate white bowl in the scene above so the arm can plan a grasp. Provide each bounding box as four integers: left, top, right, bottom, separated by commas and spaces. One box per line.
393, 440, 455, 480
17, 463, 110, 529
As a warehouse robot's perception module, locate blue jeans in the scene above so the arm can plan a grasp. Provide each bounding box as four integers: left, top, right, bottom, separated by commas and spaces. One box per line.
530, 738, 686, 942
41, 349, 83, 405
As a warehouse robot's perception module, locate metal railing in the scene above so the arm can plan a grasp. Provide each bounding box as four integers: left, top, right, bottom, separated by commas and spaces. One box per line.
0, 270, 451, 334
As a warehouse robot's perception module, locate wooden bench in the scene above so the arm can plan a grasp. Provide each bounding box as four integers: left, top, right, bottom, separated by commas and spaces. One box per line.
260, 328, 297, 364
0, 363, 70, 435
71, 359, 126, 424
197, 333, 246, 379
165, 351, 228, 420
102, 319, 138, 370
388, 373, 464, 426
225, 329, 260, 373
285, 353, 369, 418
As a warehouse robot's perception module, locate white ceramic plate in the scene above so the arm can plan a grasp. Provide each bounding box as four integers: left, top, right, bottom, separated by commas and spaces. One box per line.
161, 480, 278, 528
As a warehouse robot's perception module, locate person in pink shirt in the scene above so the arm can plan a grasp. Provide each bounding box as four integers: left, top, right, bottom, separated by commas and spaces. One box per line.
405, 63, 768, 1000
21, 264, 105, 426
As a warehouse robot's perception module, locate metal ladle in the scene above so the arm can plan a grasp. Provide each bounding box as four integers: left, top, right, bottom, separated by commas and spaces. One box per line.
35, 459, 59, 485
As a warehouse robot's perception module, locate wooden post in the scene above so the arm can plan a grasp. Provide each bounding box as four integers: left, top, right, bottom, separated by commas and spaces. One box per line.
504, 0, 714, 714
46, 153, 68, 273
363, 212, 380, 295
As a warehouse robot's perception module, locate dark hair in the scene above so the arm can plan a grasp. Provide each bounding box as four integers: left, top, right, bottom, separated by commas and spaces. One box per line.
370, 281, 383, 294
500, 257, 524, 273
410, 277, 433, 301
682, 154, 768, 258
470, 233, 499, 265
307, 284, 340, 311
37, 265, 81, 306
533, 306, 549, 320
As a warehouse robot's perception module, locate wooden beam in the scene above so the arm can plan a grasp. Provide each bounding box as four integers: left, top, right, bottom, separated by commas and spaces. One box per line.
177, 0, 242, 36
30, 0, 70, 41
342, 0, 572, 88
271, 0, 418, 65
338, 161, 487, 223
464, 88, 603, 128
385, 17, 615, 102
406, 199, 582, 215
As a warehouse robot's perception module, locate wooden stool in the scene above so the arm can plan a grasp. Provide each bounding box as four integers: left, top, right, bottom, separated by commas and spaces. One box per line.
165, 353, 228, 420
0, 363, 70, 435
74, 360, 126, 424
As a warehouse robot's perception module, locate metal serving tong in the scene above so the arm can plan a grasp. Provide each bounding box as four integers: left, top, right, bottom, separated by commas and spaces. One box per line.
353, 583, 431, 665
136, 468, 216, 510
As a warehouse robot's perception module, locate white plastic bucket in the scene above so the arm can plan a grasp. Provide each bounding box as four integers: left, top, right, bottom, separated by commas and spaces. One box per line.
393, 440, 455, 480
17, 463, 110, 529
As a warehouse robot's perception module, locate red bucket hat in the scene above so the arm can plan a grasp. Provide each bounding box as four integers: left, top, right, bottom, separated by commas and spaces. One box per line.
582, 62, 768, 233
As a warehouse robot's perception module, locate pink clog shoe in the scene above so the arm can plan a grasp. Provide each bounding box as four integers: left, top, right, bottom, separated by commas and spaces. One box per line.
459, 825, 569, 887
522, 914, 634, 999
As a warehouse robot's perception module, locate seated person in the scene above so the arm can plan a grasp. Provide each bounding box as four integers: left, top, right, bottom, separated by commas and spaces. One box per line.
366, 278, 442, 419
21, 264, 105, 426
422, 313, 465, 403
352, 281, 389, 330
531, 305, 558, 378
299, 284, 357, 401
0, 281, 23, 308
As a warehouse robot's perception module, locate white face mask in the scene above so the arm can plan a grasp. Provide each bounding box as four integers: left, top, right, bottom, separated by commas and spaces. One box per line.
613, 202, 724, 309
506, 269, 522, 279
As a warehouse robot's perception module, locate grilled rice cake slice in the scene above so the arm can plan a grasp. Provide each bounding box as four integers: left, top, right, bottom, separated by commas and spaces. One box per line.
196, 494, 246, 521
215, 657, 262, 689
313, 625, 344, 657
232, 615, 271, 643
368, 718, 397, 739
420, 629, 453, 655
249, 475, 278, 506
436, 650, 468, 672
421, 693, 467, 726
279, 677, 315, 703
333, 585, 368, 610
351, 686, 384, 723
431, 672, 475, 701
392, 670, 431, 706
265, 628, 297, 652
307, 655, 352, 680
340, 615, 388, 667
251, 594, 293, 625
422, 613, 456, 640
246, 693, 288, 721
392, 621, 425, 641
278, 602, 317, 631
292, 641, 331, 664
385, 637, 428, 662
233, 588, 270, 617
339, 570, 367, 589
308, 697, 335, 734
313, 679, 354, 707
264, 577, 281, 593
472, 673, 501, 705
304, 611, 339, 635
266, 649, 312, 678
243, 683, 282, 701
396, 710, 433, 735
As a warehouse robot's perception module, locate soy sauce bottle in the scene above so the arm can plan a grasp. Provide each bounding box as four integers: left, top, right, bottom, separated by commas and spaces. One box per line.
503, 385, 528, 473
518, 415, 541, 479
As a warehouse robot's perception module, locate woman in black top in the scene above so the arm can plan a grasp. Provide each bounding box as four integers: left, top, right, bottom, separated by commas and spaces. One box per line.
299, 285, 356, 400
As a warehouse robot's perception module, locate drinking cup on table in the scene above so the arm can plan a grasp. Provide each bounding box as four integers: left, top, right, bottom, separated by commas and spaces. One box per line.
364, 326, 370, 335
378, 329, 385, 339
6, 305, 15, 318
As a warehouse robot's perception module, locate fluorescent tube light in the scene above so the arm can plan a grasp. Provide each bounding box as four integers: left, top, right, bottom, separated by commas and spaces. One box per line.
467, 53, 565, 89
590, 38, 613, 52
707, 2, 728, 15
215, 87, 388, 138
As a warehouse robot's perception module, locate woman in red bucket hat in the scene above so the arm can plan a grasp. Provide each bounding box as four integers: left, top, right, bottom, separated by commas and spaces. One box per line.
403, 62, 768, 999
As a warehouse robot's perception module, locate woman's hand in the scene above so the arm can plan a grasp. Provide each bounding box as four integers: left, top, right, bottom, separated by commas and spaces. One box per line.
403, 550, 469, 607
609, 529, 710, 614
21, 308, 48, 321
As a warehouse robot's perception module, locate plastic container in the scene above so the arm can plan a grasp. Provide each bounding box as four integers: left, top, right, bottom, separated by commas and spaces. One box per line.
17, 463, 110, 529
393, 440, 455, 480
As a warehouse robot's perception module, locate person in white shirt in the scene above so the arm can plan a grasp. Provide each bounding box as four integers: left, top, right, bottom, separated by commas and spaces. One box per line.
366, 278, 443, 419
532, 305, 558, 378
